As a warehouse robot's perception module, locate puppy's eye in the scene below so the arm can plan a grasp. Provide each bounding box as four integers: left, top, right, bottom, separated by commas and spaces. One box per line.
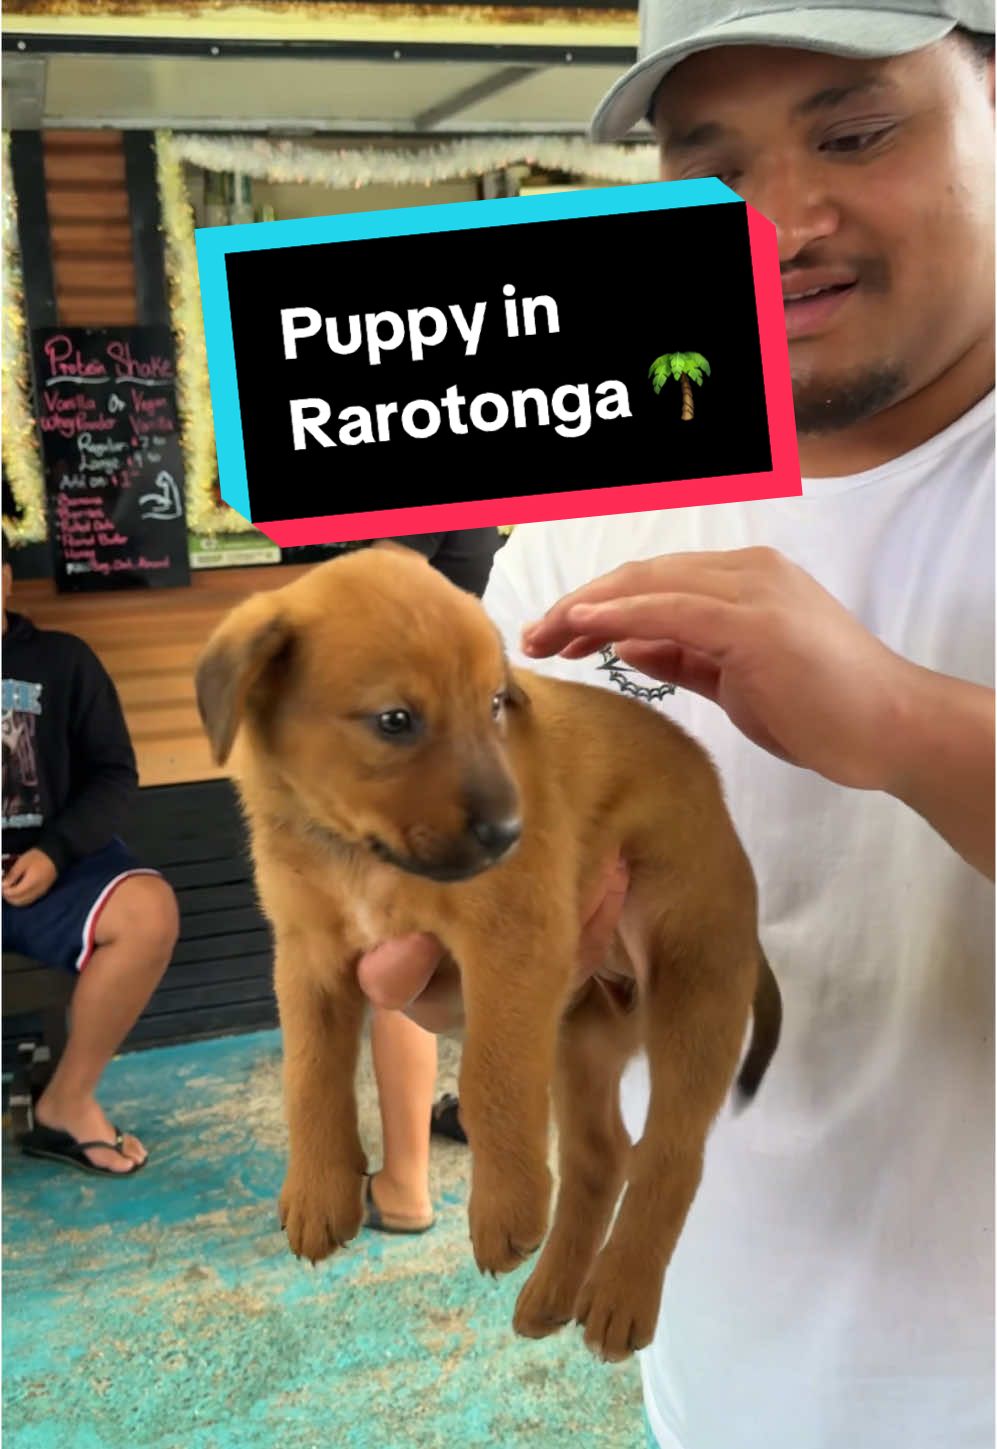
375, 709, 416, 738
491, 692, 506, 721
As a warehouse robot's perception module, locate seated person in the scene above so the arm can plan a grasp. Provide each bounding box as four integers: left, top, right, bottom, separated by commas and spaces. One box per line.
2, 561, 178, 1176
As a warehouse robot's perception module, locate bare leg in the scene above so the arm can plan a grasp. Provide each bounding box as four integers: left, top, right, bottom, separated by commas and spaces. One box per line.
514, 984, 635, 1338
34, 875, 179, 1172
369, 1007, 436, 1227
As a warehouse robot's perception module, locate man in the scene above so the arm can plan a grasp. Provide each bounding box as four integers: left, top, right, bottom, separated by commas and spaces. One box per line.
358, 6, 995, 1447
2, 562, 179, 1174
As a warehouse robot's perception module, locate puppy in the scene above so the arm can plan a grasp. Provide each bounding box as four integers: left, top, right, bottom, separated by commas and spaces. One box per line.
195, 545, 781, 1361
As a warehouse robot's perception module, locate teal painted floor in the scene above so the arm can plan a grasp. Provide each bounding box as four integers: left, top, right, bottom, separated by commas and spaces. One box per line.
3, 1029, 645, 1448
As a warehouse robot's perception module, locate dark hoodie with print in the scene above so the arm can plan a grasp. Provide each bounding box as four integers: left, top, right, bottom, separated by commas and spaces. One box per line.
2, 612, 138, 875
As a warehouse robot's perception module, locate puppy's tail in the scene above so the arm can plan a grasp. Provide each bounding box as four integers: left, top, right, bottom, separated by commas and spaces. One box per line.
734, 947, 782, 1107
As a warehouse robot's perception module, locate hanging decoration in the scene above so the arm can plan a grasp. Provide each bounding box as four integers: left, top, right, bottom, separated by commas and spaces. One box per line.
2, 132, 47, 546
6, 128, 655, 545
155, 131, 256, 535
168, 133, 659, 188
161, 132, 655, 539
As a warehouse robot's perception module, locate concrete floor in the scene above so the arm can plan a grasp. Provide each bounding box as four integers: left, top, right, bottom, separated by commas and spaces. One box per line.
3, 1028, 645, 1448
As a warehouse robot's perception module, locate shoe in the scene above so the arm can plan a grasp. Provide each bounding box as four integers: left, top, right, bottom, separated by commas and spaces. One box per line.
20, 1122, 147, 1177
430, 1093, 467, 1145
363, 1173, 435, 1234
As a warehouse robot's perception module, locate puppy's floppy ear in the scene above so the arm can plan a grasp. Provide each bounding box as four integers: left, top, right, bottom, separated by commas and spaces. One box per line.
195, 596, 293, 766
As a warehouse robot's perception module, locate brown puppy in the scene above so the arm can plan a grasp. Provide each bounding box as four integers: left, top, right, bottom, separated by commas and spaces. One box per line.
195, 546, 781, 1361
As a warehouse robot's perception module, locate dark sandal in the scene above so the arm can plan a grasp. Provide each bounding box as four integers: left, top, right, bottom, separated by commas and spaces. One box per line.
363, 1174, 435, 1235
430, 1093, 468, 1145
20, 1122, 148, 1177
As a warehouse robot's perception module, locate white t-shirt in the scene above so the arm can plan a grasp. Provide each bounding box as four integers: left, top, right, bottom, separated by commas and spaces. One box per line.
483, 391, 995, 1449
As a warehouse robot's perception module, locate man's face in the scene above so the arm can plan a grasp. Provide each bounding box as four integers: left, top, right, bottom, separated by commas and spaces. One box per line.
654, 39, 995, 433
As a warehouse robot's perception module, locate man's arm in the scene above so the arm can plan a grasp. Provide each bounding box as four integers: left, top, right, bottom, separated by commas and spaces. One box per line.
36, 643, 139, 874
889, 667, 994, 880
523, 546, 995, 881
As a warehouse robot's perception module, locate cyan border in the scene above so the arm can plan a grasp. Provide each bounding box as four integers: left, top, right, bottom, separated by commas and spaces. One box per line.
194, 178, 740, 523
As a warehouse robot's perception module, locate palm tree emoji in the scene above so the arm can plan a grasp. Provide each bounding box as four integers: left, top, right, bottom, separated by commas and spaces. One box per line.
648, 351, 711, 421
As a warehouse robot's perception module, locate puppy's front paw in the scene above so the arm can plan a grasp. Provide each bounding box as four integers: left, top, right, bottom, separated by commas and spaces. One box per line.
468, 1163, 551, 1277
513, 1255, 582, 1339
574, 1248, 663, 1362
279, 1166, 364, 1265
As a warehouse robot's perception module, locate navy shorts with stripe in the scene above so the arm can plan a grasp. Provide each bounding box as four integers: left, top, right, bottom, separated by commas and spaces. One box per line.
2, 838, 160, 975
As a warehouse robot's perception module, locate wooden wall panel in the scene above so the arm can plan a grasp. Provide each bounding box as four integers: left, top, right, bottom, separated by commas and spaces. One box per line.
49, 220, 133, 258
43, 129, 137, 327
46, 187, 131, 222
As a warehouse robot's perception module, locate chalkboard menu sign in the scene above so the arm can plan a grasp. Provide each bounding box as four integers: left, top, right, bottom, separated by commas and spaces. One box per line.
33, 326, 191, 593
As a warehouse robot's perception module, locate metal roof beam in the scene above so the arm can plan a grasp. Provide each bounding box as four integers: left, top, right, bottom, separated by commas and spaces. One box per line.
3, 34, 635, 65
414, 64, 539, 131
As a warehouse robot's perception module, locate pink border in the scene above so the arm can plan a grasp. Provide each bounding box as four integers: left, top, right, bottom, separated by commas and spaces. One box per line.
744, 202, 801, 500
255, 204, 800, 547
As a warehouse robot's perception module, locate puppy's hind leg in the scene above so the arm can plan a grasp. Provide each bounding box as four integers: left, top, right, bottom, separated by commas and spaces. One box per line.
575, 918, 756, 1362
513, 984, 635, 1340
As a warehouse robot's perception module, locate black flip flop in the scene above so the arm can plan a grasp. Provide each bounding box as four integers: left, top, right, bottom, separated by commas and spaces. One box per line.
363, 1174, 435, 1235
20, 1122, 148, 1177
430, 1093, 468, 1145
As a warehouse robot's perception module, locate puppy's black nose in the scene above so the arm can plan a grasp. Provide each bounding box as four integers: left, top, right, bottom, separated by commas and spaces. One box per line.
469, 816, 522, 856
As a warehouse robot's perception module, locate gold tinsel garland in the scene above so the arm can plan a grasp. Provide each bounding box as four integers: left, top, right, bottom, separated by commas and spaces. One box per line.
158, 131, 652, 538
170, 133, 658, 187
155, 130, 256, 535
1, 133, 48, 546
5, 129, 649, 545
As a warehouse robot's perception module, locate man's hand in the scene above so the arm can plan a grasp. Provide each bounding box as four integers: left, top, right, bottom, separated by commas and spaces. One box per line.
2, 848, 58, 906
523, 547, 994, 879
357, 856, 630, 1033
523, 546, 922, 792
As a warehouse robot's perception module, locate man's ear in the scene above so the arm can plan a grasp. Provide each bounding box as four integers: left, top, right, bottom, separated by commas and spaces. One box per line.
195, 595, 293, 766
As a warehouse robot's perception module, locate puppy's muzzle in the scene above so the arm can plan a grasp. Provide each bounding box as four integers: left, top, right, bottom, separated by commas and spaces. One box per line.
370, 813, 522, 883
